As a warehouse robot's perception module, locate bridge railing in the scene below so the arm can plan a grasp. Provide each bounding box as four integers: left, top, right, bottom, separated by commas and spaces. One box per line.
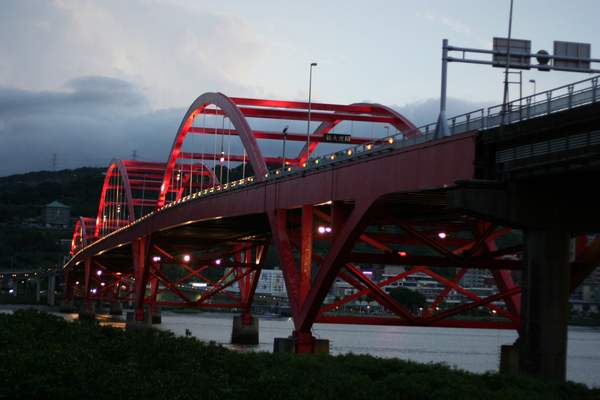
156, 76, 600, 209
0, 268, 50, 277
91, 75, 600, 240
485, 75, 599, 128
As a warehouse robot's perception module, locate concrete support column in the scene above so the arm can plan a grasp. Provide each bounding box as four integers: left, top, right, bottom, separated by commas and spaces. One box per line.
48, 274, 56, 306
78, 303, 96, 321
110, 301, 123, 315
149, 306, 161, 324
60, 298, 75, 313
126, 309, 152, 331
231, 314, 258, 344
273, 331, 329, 354
36, 278, 41, 302
519, 228, 570, 382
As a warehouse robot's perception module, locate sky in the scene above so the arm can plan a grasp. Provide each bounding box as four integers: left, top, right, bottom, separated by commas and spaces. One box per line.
1, 0, 599, 176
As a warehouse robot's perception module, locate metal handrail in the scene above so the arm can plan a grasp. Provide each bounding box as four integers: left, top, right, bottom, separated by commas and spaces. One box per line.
91, 75, 600, 243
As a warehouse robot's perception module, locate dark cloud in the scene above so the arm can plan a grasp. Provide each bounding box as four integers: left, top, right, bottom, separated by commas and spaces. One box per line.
0, 75, 492, 177
0, 76, 146, 118
0, 77, 178, 176
63, 76, 147, 109
0, 77, 147, 120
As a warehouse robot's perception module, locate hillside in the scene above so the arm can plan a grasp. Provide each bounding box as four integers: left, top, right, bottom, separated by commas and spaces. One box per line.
0, 167, 106, 270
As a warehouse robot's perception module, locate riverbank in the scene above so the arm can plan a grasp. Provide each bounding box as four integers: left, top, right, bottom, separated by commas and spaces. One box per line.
1, 308, 598, 400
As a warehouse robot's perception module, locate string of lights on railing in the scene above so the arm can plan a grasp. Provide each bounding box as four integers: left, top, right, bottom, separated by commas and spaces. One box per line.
69, 74, 599, 260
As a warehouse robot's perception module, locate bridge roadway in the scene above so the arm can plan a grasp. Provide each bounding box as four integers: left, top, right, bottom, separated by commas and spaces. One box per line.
63, 75, 600, 382
0, 268, 60, 304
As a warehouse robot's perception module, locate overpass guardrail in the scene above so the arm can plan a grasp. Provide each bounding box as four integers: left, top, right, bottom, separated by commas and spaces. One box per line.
82, 75, 600, 249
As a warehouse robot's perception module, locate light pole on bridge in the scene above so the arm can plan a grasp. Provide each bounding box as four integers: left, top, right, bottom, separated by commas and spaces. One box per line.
529, 79, 536, 95
306, 62, 317, 163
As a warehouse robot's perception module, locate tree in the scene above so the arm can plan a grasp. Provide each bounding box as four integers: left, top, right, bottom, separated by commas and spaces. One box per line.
388, 286, 427, 313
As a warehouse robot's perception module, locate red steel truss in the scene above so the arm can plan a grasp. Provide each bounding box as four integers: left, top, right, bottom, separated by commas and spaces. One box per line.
64, 93, 598, 353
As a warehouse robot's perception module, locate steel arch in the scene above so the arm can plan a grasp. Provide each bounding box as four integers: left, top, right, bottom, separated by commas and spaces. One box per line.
158, 92, 268, 208
305, 102, 419, 160
94, 158, 136, 238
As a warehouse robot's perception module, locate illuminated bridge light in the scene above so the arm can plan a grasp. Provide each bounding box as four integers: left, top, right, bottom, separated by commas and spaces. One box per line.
388, 138, 394, 144
330, 155, 335, 160
347, 149, 353, 156
366, 144, 373, 150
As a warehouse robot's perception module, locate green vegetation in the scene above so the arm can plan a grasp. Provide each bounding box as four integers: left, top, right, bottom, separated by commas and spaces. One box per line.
0, 168, 105, 270
0, 309, 598, 400
388, 286, 428, 313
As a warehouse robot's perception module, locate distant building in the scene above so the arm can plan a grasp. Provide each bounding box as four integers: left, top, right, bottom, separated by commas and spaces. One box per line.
40, 201, 71, 228
255, 268, 287, 297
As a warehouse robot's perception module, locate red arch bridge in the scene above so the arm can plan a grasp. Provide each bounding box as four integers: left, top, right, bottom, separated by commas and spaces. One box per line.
64, 76, 600, 381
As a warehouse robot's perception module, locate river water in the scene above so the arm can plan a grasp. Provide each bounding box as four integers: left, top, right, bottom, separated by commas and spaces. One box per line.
153, 311, 599, 389
2, 306, 598, 388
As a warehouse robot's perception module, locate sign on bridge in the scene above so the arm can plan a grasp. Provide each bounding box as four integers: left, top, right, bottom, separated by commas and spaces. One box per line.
323, 133, 351, 143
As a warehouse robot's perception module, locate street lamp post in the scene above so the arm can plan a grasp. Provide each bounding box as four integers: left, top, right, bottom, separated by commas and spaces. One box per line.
502, 0, 515, 109
282, 125, 288, 169
306, 62, 317, 163
529, 79, 536, 95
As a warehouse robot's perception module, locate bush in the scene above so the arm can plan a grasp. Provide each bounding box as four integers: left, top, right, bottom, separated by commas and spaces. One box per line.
0, 309, 598, 400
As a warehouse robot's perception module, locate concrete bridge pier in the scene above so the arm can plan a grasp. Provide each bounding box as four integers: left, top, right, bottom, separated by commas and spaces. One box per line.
125, 309, 153, 331
109, 301, 123, 315
47, 274, 56, 306
149, 306, 161, 324
78, 302, 96, 321
60, 298, 75, 313
519, 228, 570, 382
447, 183, 583, 382
231, 313, 259, 344
273, 331, 329, 354
36, 278, 41, 302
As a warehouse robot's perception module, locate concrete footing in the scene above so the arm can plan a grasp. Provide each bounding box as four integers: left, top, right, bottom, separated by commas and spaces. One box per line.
150, 307, 161, 324
273, 336, 330, 354
59, 299, 75, 313
110, 302, 123, 315
500, 344, 519, 374
231, 315, 259, 344
125, 310, 153, 331
78, 304, 96, 321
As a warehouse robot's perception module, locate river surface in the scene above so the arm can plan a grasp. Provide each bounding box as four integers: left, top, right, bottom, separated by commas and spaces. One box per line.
2, 306, 599, 388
